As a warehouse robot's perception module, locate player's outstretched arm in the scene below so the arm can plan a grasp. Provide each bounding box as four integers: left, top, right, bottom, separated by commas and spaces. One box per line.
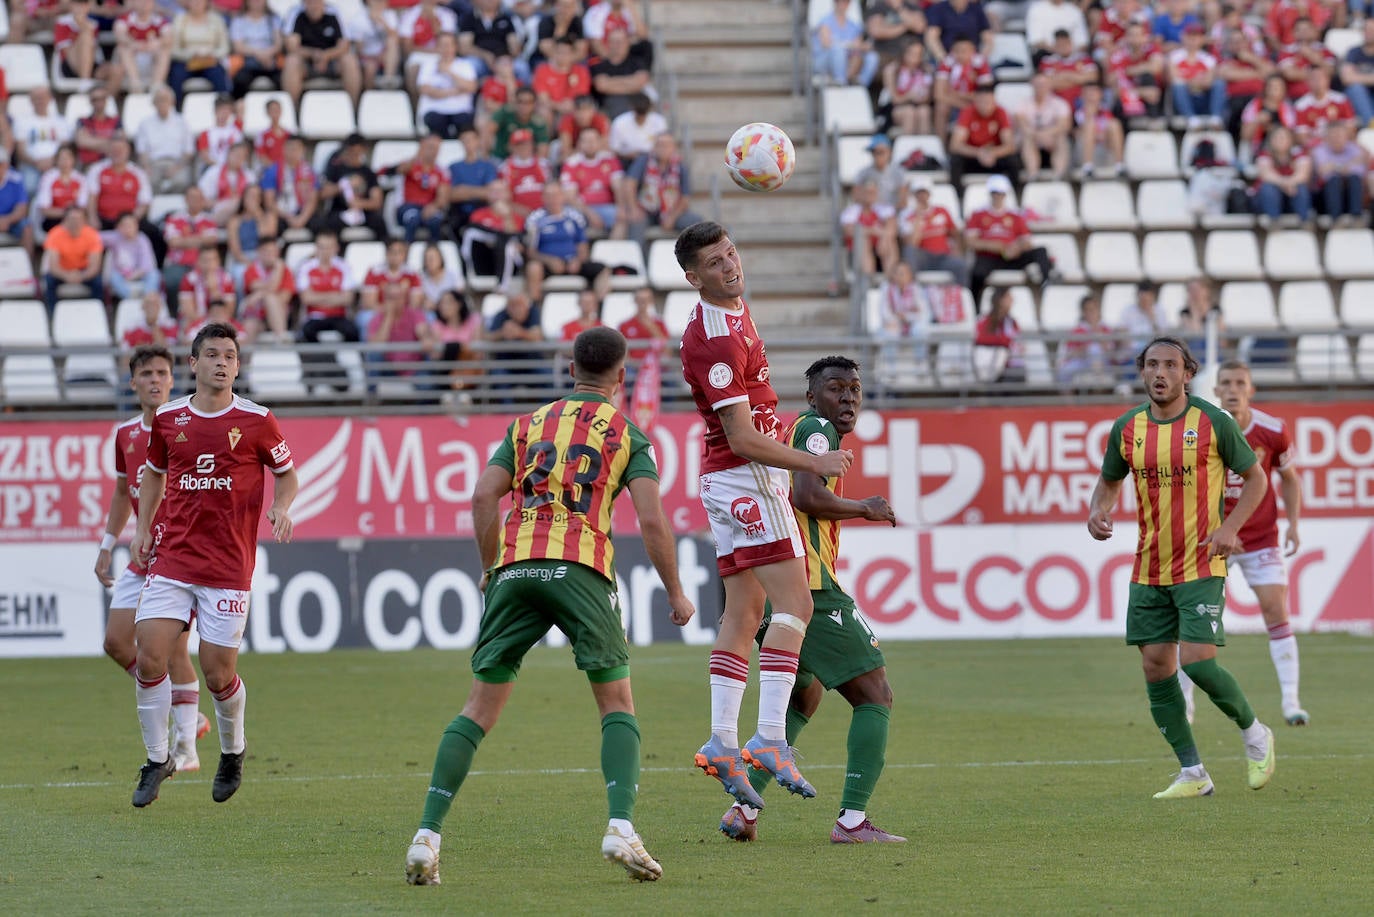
132, 467, 167, 567
267, 467, 299, 543
718, 402, 853, 477
96, 478, 134, 587
472, 465, 515, 587
627, 476, 695, 626
1202, 461, 1267, 557
1086, 475, 1121, 541
793, 468, 896, 526
1278, 464, 1302, 556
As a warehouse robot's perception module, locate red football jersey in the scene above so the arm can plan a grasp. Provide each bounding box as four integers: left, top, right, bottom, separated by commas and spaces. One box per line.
41, 173, 86, 211
1169, 50, 1216, 83
113, 416, 153, 575
75, 114, 121, 167
243, 259, 297, 297
680, 300, 781, 474
902, 205, 956, 255
1295, 91, 1355, 141
178, 269, 237, 320
956, 106, 1011, 148
122, 320, 178, 349
255, 126, 289, 168
619, 314, 667, 351
532, 62, 592, 107
1038, 52, 1097, 104
937, 53, 991, 94
363, 265, 422, 306
163, 211, 220, 268
91, 163, 149, 223
560, 151, 622, 206
1227, 408, 1295, 553
402, 162, 449, 207
197, 122, 245, 164
144, 395, 293, 591
296, 256, 355, 319
966, 207, 1030, 247
120, 11, 168, 42
498, 157, 553, 212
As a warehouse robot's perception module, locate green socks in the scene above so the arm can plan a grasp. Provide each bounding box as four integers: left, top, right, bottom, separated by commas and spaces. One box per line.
1146, 676, 1200, 767
419, 715, 486, 832
840, 704, 890, 813
601, 712, 641, 822
1182, 658, 1257, 729
748, 706, 811, 797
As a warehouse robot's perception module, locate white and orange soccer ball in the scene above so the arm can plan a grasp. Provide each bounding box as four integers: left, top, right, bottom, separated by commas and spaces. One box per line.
724, 122, 796, 193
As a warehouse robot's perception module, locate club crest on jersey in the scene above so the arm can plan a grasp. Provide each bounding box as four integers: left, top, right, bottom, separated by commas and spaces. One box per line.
175, 432, 188, 442
730, 495, 766, 537
708, 362, 733, 389
1183, 428, 1198, 449
228, 426, 242, 450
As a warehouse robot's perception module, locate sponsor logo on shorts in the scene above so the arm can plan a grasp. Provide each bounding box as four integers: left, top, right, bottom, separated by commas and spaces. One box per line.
806, 432, 830, 455
730, 496, 767, 538
1195, 603, 1220, 618
494, 564, 570, 584
216, 594, 250, 615
708, 362, 733, 389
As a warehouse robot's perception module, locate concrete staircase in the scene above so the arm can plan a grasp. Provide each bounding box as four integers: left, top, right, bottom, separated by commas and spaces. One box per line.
651, 0, 850, 333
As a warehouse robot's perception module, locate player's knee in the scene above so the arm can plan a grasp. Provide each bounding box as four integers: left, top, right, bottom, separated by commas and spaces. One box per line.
103, 633, 133, 666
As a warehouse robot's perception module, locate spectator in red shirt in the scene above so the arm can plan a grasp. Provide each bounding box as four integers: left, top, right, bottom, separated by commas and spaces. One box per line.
498, 128, 554, 216
1108, 21, 1164, 120
964, 173, 1054, 309
362, 238, 424, 321
254, 100, 291, 169
560, 125, 626, 236
177, 245, 237, 327
617, 285, 668, 356
1266, 0, 1335, 54
934, 37, 991, 140
533, 36, 593, 122
560, 288, 603, 341
1241, 74, 1297, 156
973, 286, 1025, 383
558, 95, 612, 162
840, 179, 900, 281
296, 229, 360, 388
87, 137, 152, 231
1252, 125, 1313, 223
1277, 18, 1337, 100
53, 0, 104, 87
1218, 26, 1274, 134
74, 86, 121, 170
1293, 67, 1355, 149
898, 177, 967, 284
1057, 292, 1117, 383
161, 185, 219, 293
947, 82, 1018, 186
121, 290, 179, 349
1039, 29, 1097, 106
35, 144, 88, 235
115, 0, 172, 94
461, 180, 525, 292
241, 238, 295, 343
1169, 24, 1226, 128
393, 135, 451, 243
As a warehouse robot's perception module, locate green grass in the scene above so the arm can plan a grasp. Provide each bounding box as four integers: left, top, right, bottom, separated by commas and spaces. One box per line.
2, 636, 1373, 915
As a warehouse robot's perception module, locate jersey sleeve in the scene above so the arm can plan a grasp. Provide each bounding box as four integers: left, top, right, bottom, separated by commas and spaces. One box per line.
687, 330, 750, 411
257, 412, 295, 474
1274, 423, 1295, 471
487, 421, 518, 474
790, 413, 840, 455
621, 419, 660, 484
145, 413, 169, 474
1213, 408, 1257, 475
1100, 415, 1130, 481
113, 426, 129, 478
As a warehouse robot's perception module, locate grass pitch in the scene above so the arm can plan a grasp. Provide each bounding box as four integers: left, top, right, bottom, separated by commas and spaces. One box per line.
2, 635, 1372, 915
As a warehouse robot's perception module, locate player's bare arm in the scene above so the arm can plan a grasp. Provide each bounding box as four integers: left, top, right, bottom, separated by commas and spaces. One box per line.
793, 469, 895, 526
471, 464, 515, 588
96, 477, 134, 587
1086, 475, 1122, 541
717, 402, 853, 477
627, 476, 696, 627
131, 466, 167, 567
1201, 461, 1268, 557
267, 467, 300, 543
1278, 464, 1302, 555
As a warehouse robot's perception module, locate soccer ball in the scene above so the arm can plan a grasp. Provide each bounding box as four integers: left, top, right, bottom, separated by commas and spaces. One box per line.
724, 122, 796, 193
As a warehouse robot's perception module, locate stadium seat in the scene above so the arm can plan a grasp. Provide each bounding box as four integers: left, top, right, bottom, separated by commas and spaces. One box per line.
963, 181, 1018, 215
1326, 27, 1362, 58
1278, 281, 1340, 331
49, 48, 89, 95
1, 354, 61, 403
1124, 131, 1180, 180
863, 287, 885, 335
1033, 233, 1083, 282
0, 44, 49, 93
1356, 334, 1374, 379
1178, 131, 1237, 177
248, 348, 308, 399
1021, 181, 1079, 231
121, 92, 154, 136
1084, 232, 1143, 283
892, 134, 949, 182
600, 291, 637, 330
1294, 333, 1355, 381
343, 240, 386, 283
927, 181, 963, 224
1339, 280, 1374, 327
1136, 179, 1194, 229
370, 139, 419, 172
1021, 339, 1053, 385
1204, 230, 1264, 280
52, 299, 117, 398
993, 82, 1031, 114
809, 0, 861, 27
1263, 230, 1323, 280
0, 299, 50, 346
0, 248, 37, 298
1217, 281, 1279, 331
52, 299, 110, 345
480, 293, 507, 320
1141, 232, 1200, 283
590, 239, 647, 290
822, 86, 877, 135
313, 140, 342, 175
358, 90, 416, 139
406, 240, 462, 275
300, 91, 357, 140
284, 242, 315, 273
1039, 284, 1091, 331
1324, 229, 1374, 279
62, 92, 117, 123
543, 274, 587, 294
979, 285, 1038, 331
539, 291, 581, 339
181, 93, 217, 135
935, 340, 974, 386
114, 296, 172, 344
990, 32, 1033, 81
6, 94, 33, 124
647, 239, 691, 290
836, 135, 871, 186
148, 193, 184, 225
437, 139, 466, 169
242, 91, 298, 137
1099, 283, 1137, 327
1079, 182, 1138, 230
663, 290, 699, 336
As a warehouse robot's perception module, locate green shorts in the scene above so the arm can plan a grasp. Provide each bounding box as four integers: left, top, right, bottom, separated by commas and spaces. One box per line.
1125, 577, 1228, 647
760, 598, 887, 691
472, 560, 629, 683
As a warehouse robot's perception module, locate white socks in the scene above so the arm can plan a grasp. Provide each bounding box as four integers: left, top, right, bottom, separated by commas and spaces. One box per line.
212, 675, 247, 755
412, 828, 440, 851
756, 648, 800, 741
709, 651, 748, 748
838, 809, 867, 830
135, 673, 172, 763
170, 681, 200, 752
607, 818, 635, 836
1268, 633, 1301, 708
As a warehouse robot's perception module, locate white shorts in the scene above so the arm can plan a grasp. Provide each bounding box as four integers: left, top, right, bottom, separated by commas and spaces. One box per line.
1229, 546, 1288, 588
700, 462, 804, 577
109, 565, 147, 611
135, 573, 250, 648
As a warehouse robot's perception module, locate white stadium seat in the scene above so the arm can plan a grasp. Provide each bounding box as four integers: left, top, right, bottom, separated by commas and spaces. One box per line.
1079, 182, 1138, 230
1099, 283, 1137, 327
1038, 284, 1090, 332
358, 90, 416, 139
300, 91, 357, 140
343, 240, 386, 284
926, 182, 963, 225
822, 86, 877, 135
181, 93, 217, 135
993, 82, 1031, 114
0, 299, 50, 345
1033, 233, 1083, 282
990, 32, 1033, 81
647, 239, 691, 290
1339, 280, 1374, 327
1141, 232, 1200, 283
892, 134, 949, 181
1278, 281, 1339, 331
1021, 339, 1054, 385
1021, 181, 1079, 231
0, 248, 37, 297
1084, 232, 1143, 283
538, 291, 581, 339
370, 139, 419, 172
962, 181, 1018, 215
1217, 281, 1279, 331
249, 348, 308, 399
590, 239, 647, 290
837, 135, 871, 186
1178, 131, 1237, 177
0, 44, 49, 93
1324, 229, 1374, 279
1124, 131, 1180, 180
1263, 230, 1323, 280
663, 290, 699, 336
284, 242, 315, 273
0, 299, 58, 404
6, 94, 33, 124
121, 92, 154, 136
62, 92, 117, 123
1326, 27, 1362, 58
809, 0, 861, 27
243, 91, 298, 137
599, 292, 637, 330
1294, 334, 1355, 381
1136, 179, 1194, 230
1204, 230, 1264, 280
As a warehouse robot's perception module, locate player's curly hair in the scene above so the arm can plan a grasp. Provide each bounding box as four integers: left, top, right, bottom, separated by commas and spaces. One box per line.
804, 355, 862, 392
1134, 336, 1199, 375
573, 326, 627, 378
